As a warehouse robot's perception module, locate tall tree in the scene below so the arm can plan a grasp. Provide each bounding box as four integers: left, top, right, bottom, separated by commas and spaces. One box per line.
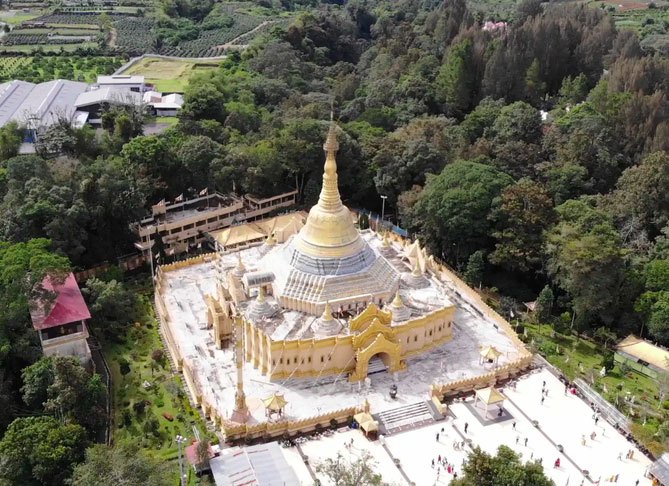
545, 199, 625, 328
452, 446, 553, 486
69, 444, 171, 486
413, 159, 513, 266
21, 356, 107, 437
0, 416, 86, 486
315, 450, 386, 486
489, 179, 556, 273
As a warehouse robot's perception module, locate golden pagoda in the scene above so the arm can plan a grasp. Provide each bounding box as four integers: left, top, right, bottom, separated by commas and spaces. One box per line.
292, 122, 369, 260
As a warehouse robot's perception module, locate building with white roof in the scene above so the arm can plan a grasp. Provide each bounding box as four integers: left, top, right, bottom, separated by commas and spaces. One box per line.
0, 79, 88, 141
209, 442, 300, 486
74, 87, 143, 126
96, 74, 145, 92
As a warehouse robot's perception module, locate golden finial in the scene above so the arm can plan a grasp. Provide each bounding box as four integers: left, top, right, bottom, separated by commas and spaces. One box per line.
257, 286, 265, 302
266, 232, 276, 246
391, 290, 403, 308
381, 232, 390, 247
321, 301, 334, 321
412, 260, 422, 277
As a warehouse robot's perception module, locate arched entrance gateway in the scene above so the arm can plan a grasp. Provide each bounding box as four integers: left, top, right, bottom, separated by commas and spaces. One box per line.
348, 305, 406, 381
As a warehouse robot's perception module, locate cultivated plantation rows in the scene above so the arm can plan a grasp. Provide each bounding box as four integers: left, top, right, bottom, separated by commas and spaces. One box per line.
0, 2, 290, 58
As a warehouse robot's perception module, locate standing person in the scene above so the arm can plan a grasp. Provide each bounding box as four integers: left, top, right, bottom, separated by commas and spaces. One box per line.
564, 383, 569, 395
516, 436, 520, 445
525, 437, 528, 447
438, 455, 441, 463
436, 432, 440, 442
541, 396, 545, 405
432, 459, 435, 468
512, 421, 516, 430
630, 450, 634, 460
464, 422, 469, 434
595, 416, 599, 425
617, 452, 622, 461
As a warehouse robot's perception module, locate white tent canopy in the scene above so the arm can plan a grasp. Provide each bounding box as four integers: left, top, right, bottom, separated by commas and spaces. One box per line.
210, 441, 300, 486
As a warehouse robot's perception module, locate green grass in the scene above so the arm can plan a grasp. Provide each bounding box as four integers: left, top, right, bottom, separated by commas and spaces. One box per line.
121, 57, 220, 92
0, 11, 44, 25
521, 322, 666, 454
102, 276, 212, 485
145, 116, 179, 125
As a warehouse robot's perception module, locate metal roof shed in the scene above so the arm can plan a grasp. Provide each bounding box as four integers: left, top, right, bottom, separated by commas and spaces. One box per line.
210, 442, 300, 486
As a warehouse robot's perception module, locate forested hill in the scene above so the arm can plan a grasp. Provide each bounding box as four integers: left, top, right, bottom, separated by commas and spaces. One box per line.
0, 0, 668, 472
172, 0, 668, 339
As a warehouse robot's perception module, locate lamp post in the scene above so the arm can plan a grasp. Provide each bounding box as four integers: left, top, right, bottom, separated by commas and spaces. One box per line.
380, 195, 387, 229
176, 434, 188, 486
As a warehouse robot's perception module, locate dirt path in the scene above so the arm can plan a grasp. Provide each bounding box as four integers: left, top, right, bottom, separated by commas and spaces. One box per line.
215, 19, 277, 49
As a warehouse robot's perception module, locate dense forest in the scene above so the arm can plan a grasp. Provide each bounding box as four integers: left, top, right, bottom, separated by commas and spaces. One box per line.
0, 0, 668, 482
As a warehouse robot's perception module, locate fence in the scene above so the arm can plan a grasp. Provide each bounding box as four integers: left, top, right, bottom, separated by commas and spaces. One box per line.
574, 378, 631, 434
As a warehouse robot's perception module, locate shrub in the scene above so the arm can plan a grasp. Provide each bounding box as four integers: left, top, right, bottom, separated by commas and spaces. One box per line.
538, 341, 558, 356
133, 401, 146, 415
602, 352, 615, 371
119, 358, 131, 375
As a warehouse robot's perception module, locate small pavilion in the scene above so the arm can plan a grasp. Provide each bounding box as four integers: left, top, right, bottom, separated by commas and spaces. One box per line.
354, 412, 379, 440
479, 345, 502, 365
473, 387, 505, 419
263, 393, 288, 419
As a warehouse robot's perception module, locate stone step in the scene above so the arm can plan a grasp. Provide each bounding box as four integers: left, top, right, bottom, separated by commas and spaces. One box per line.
367, 356, 387, 374
376, 401, 435, 434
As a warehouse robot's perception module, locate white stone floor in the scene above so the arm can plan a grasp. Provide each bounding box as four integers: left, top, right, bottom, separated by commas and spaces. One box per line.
160, 255, 521, 423
279, 368, 653, 486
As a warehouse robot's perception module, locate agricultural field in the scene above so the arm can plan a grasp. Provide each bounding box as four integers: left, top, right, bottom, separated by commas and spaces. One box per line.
121, 56, 220, 91
0, 9, 44, 26
0, 55, 124, 82
589, 0, 669, 54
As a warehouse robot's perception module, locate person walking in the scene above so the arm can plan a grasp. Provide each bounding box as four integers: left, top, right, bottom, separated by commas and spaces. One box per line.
525, 437, 528, 447
438, 455, 441, 463
464, 422, 469, 434
594, 416, 599, 425
512, 421, 516, 430
436, 432, 440, 442
541, 396, 545, 405
516, 436, 520, 445
617, 452, 622, 461
432, 459, 435, 468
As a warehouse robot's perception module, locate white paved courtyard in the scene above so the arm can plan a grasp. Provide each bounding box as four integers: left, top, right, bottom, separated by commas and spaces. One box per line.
159, 248, 522, 422
275, 368, 653, 486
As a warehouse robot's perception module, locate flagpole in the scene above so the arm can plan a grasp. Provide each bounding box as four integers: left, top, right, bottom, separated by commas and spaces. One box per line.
149, 242, 155, 288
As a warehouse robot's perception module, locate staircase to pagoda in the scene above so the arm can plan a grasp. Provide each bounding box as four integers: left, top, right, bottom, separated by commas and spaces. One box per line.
376, 401, 436, 435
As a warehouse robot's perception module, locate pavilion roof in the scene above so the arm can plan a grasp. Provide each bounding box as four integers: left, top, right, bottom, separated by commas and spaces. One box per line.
479, 345, 502, 360
29, 272, 91, 330
263, 394, 287, 411
475, 386, 505, 405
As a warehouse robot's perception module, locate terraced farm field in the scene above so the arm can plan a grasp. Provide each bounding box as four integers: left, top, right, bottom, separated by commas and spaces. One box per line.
121, 57, 220, 91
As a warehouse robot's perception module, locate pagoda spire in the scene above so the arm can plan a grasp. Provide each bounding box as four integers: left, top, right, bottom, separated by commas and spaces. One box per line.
318, 120, 342, 213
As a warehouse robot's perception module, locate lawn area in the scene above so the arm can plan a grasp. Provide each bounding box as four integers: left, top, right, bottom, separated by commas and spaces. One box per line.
521, 321, 666, 454
102, 276, 213, 485
145, 116, 179, 125
121, 57, 221, 92
0, 10, 44, 25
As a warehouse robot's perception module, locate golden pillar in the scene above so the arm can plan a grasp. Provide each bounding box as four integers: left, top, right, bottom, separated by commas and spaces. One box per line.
230, 315, 250, 423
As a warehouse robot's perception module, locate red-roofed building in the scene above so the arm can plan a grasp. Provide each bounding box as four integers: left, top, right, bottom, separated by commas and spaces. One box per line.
29, 272, 92, 363
185, 440, 217, 474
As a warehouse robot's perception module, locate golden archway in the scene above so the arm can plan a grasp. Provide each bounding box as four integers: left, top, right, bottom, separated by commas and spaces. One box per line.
349, 303, 392, 333
352, 317, 395, 350
349, 333, 404, 382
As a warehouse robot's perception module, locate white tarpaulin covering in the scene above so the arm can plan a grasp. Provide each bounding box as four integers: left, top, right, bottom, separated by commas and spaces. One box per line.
210, 441, 300, 486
